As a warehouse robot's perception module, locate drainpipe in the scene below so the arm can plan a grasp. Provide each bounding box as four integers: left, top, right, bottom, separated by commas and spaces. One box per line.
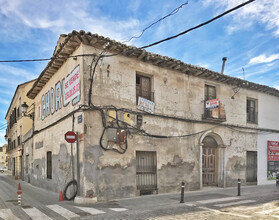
221, 57, 227, 74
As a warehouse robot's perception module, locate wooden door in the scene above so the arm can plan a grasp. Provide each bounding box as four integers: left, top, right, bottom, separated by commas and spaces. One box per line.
202, 147, 217, 186
246, 151, 257, 182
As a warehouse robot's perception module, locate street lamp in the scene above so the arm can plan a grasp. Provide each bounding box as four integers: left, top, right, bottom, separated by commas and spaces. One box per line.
21, 102, 34, 119
4, 134, 8, 141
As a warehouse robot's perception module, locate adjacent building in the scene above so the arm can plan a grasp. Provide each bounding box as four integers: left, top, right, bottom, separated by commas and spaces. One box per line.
0, 144, 7, 168
5, 79, 36, 179
10, 30, 279, 201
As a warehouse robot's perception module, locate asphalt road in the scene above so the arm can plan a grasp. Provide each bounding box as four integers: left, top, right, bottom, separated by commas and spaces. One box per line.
1, 173, 279, 219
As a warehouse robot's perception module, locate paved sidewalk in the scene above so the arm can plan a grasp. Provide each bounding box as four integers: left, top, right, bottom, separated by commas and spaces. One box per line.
2, 173, 279, 219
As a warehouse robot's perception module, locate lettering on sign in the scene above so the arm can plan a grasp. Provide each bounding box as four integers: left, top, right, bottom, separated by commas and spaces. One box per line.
137, 97, 155, 114
267, 140, 279, 180
64, 65, 80, 104
205, 98, 219, 110
41, 65, 80, 121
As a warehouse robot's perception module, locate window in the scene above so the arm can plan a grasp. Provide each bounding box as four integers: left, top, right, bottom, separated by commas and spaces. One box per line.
247, 99, 257, 123
204, 85, 216, 118
205, 85, 216, 101
136, 74, 152, 103
47, 151, 52, 179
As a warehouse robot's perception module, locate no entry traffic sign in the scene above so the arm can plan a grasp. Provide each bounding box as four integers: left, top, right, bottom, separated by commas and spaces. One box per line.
65, 131, 77, 143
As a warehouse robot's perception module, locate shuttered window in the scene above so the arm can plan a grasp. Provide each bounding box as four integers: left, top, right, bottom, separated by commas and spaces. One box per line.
247, 99, 257, 123
47, 151, 52, 179
205, 85, 216, 101
136, 74, 152, 103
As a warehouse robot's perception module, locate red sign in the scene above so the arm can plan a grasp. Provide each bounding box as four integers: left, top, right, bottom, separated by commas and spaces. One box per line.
65, 131, 77, 143
268, 141, 279, 161
205, 98, 219, 110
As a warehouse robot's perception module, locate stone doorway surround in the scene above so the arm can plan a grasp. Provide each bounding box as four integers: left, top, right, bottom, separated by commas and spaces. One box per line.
199, 131, 226, 189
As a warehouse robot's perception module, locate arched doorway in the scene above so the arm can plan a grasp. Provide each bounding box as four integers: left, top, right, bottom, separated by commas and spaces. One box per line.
199, 131, 226, 188
202, 136, 218, 186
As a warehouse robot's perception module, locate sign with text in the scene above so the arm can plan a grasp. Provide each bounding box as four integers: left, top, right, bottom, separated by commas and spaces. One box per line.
268, 141, 279, 161
267, 141, 279, 180
137, 97, 155, 114
205, 98, 219, 110
64, 65, 80, 104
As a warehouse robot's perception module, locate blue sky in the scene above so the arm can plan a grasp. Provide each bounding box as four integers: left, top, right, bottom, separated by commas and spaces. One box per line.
0, 0, 278, 145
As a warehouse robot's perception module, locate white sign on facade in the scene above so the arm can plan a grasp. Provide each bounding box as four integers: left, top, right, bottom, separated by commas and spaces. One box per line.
205, 98, 219, 110
41, 65, 80, 121
64, 65, 80, 104
137, 97, 155, 114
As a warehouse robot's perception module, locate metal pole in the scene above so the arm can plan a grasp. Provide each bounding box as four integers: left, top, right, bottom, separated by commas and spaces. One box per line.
180, 182, 185, 203
71, 143, 74, 180
237, 179, 241, 196
76, 132, 80, 196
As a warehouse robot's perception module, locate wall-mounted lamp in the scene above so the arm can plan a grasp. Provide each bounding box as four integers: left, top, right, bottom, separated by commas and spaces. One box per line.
21, 102, 34, 120
4, 134, 8, 141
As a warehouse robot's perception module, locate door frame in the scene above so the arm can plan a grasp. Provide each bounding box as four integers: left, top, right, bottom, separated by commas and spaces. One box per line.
199, 131, 226, 189
202, 146, 218, 186
246, 151, 257, 183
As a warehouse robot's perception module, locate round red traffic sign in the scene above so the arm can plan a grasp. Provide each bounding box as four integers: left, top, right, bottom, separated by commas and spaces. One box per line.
65, 131, 77, 143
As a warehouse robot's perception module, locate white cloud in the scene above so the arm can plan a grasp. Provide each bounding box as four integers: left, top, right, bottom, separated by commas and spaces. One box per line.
0, 0, 141, 41
249, 54, 279, 65
203, 0, 279, 37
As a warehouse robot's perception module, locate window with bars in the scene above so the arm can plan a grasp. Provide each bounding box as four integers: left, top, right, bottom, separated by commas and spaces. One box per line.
47, 151, 52, 179
136, 74, 153, 104
247, 99, 258, 123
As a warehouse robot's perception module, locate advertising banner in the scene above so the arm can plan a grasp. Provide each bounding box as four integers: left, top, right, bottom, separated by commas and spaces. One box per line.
64, 65, 80, 104
205, 98, 219, 110
137, 97, 155, 114
267, 141, 279, 180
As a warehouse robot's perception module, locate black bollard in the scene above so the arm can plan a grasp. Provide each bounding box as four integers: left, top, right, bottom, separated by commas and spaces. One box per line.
237, 179, 241, 196
180, 182, 185, 203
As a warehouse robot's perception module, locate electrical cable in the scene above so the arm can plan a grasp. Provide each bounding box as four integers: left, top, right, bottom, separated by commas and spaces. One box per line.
123, 1, 189, 43
10, 0, 259, 155
0, 0, 255, 63
140, 0, 255, 49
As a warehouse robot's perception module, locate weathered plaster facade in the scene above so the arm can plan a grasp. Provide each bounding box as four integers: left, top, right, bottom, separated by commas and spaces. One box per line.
5, 79, 36, 178
21, 31, 279, 201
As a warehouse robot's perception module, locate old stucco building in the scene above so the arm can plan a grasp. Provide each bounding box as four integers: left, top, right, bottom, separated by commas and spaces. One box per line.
22, 30, 279, 201
5, 79, 35, 179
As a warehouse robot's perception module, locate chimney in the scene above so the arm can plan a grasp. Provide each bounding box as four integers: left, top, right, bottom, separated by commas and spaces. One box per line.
221, 57, 227, 74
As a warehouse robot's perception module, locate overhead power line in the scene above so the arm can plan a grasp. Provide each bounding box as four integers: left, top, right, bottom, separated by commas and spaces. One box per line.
0, 58, 51, 63
140, 0, 255, 49
0, 0, 254, 63
123, 1, 189, 43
